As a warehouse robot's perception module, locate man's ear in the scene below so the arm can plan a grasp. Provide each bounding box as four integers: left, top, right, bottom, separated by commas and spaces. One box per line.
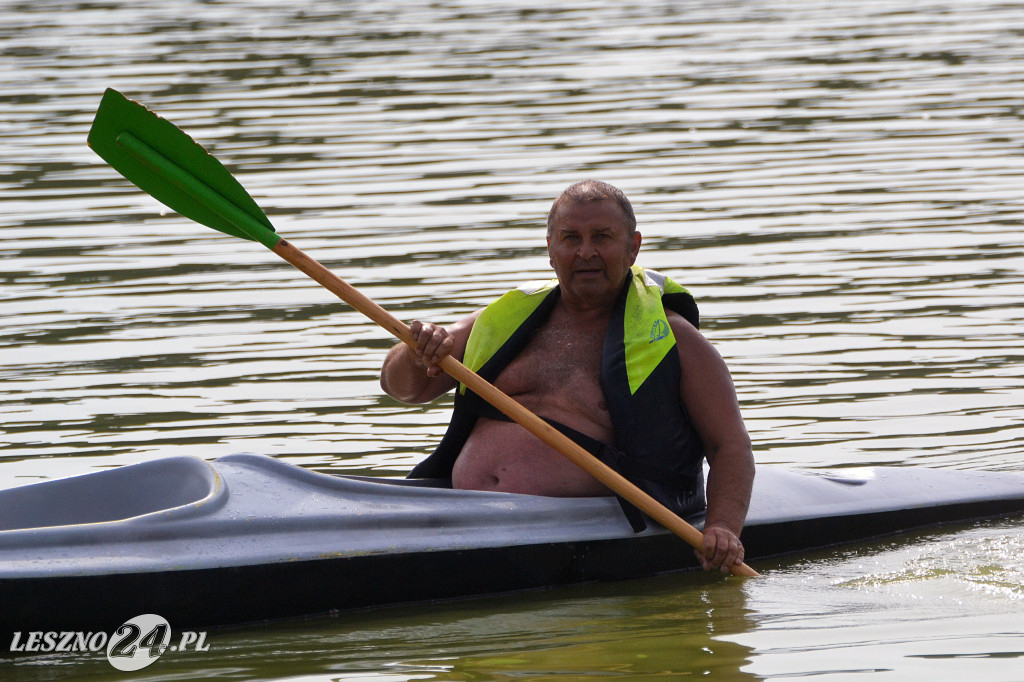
629, 231, 642, 263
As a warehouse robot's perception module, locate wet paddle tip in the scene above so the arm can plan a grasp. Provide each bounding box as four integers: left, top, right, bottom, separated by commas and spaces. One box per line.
731, 562, 760, 577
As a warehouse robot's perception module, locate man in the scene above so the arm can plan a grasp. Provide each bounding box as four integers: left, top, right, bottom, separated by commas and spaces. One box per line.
380, 180, 754, 572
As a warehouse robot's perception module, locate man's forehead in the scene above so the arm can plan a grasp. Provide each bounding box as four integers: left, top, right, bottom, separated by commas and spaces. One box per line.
550, 198, 628, 227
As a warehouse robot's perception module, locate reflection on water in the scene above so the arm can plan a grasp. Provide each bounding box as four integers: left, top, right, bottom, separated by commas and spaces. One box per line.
2, 0, 1023, 679
730, 518, 1024, 679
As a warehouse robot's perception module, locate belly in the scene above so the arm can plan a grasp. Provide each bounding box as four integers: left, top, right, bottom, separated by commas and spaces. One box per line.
452, 417, 612, 497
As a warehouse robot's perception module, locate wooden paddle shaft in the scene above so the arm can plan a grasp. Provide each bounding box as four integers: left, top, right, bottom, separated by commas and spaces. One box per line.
273, 239, 758, 578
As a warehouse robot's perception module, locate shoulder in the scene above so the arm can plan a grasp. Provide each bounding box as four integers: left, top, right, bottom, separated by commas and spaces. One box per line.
667, 310, 727, 373
667, 308, 700, 340
665, 314, 745, 439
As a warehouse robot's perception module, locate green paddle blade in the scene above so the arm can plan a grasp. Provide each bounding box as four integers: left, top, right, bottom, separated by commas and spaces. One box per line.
88, 88, 280, 249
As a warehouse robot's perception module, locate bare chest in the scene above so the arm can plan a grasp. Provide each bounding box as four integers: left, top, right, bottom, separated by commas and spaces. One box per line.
495, 319, 606, 401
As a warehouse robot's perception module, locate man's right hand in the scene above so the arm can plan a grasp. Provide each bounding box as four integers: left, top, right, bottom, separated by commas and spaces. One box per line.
408, 320, 455, 377
381, 310, 479, 404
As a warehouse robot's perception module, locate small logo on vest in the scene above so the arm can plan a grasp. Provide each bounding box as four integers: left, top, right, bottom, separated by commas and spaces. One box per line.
649, 319, 669, 343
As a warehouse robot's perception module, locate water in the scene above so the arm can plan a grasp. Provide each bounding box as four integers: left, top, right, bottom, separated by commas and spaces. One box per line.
2, 0, 1024, 678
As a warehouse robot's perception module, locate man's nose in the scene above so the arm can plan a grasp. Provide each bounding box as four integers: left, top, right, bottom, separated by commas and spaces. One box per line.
577, 238, 598, 258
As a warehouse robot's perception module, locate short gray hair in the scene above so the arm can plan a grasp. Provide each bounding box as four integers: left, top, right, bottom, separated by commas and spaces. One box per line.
547, 179, 637, 235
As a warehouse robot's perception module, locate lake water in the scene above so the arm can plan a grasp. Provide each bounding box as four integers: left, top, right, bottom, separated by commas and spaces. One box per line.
2, 0, 1024, 679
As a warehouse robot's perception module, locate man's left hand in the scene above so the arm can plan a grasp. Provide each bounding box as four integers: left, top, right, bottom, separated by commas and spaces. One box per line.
695, 524, 745, 573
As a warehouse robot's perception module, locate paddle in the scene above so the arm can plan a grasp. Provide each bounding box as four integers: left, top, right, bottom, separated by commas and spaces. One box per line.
88, 88, 759, 578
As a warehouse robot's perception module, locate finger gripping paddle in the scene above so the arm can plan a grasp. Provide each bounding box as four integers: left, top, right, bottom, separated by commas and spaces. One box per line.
87, 88, 759, 578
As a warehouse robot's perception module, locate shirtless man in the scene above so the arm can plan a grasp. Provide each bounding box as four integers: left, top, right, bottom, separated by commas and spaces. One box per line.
380, 180, 754, 572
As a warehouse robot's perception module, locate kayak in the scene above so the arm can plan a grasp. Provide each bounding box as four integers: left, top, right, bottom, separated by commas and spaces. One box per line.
2, 452, 1024, 634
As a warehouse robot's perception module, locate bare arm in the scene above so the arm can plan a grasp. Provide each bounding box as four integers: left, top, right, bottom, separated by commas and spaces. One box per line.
670, 314, 755, 572
380, 311, 480, 404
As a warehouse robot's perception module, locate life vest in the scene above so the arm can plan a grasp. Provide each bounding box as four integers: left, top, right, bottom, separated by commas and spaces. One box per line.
408, 265, 707, 521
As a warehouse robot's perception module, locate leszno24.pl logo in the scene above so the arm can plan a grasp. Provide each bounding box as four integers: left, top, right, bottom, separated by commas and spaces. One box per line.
9, 614, 209, 672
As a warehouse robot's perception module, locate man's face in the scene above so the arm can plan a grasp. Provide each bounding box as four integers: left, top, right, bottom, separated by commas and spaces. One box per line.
547, 198, 642, 309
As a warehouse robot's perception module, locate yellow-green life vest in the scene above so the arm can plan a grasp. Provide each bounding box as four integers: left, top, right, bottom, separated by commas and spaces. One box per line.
462, 265, 695, 397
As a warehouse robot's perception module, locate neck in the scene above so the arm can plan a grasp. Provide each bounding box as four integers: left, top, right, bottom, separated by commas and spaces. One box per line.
556, 296, 613, 323
556, 272, 630, 318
